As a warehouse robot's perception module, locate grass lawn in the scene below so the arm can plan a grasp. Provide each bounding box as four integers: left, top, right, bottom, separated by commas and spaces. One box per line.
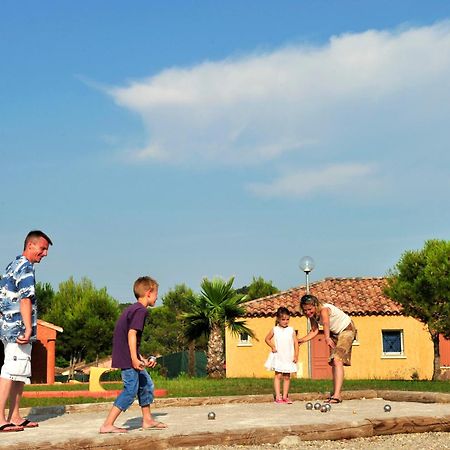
21, 376, 450, 408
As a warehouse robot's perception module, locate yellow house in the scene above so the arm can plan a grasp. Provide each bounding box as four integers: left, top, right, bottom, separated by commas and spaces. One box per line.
225, 277, 450, 380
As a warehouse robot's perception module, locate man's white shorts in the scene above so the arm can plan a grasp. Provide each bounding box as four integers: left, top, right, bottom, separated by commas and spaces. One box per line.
1, 342, 32, 384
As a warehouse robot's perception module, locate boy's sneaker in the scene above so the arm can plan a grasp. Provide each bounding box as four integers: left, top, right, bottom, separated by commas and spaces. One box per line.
283, 397, 293, 404
274, 398, 284, 404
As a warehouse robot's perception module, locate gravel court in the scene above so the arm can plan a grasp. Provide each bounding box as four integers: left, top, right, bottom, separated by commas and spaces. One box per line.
0, 397, 449, 449
184, 432, 450, 449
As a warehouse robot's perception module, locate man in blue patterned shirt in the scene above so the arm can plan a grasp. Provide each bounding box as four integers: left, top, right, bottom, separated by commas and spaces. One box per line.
0, 230, 52, 432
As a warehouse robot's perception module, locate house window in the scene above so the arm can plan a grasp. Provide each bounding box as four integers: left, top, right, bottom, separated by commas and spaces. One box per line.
238, 332, 252, 346
382, 330, 404, 357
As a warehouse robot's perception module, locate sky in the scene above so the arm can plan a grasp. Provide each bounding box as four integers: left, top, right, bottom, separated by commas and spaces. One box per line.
1, 1, 450, 303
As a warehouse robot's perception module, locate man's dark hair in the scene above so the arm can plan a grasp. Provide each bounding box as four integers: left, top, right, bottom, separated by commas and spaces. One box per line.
24, 230, 53, 250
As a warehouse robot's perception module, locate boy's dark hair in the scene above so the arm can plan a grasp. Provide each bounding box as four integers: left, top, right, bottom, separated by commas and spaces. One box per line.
133, 276, 159, 299
24, 230, 53, 250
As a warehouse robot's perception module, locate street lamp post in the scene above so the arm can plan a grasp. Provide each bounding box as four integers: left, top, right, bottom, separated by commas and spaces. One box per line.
299, 255, 315, 379
299, 256, 315, 294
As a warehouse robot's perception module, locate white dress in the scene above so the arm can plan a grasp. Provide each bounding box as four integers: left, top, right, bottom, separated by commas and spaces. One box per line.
264, 325, 297, 373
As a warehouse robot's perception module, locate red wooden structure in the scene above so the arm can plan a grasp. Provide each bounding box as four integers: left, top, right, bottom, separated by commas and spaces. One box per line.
0, 319, 63, 384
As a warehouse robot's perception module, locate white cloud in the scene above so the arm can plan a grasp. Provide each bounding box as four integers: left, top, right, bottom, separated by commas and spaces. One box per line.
246, 163, 377, 198
106, 21, 450, 197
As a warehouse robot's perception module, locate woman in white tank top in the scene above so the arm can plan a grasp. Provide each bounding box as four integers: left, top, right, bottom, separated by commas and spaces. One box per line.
297, 294, 356, 404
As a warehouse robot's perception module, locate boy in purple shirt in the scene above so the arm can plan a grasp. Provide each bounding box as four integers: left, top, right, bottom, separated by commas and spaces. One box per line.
99, 276, 167, 433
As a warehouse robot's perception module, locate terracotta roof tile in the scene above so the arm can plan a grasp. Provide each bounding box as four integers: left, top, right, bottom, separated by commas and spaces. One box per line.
244, 277, 402, 317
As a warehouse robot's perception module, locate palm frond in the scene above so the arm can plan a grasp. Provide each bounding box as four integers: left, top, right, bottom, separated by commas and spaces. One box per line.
226, 320, 256, 339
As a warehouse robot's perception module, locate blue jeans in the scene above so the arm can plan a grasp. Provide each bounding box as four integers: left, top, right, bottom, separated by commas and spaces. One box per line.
114, 368, 154, 411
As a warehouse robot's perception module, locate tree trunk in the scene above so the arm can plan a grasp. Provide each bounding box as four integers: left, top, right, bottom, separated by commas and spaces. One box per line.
69, 354, 76, 380
431, 330, 441, 381
207, 323, 225, 378
188, 340, 196, 377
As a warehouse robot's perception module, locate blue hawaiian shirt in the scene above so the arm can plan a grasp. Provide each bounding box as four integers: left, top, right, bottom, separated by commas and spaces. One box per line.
0, 255, 37, 343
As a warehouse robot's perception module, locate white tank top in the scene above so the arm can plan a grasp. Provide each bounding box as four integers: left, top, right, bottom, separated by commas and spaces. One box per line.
319, 303, 351, 334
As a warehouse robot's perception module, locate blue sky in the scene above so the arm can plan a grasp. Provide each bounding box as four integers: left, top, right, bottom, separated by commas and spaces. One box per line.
1, 1, 450, 303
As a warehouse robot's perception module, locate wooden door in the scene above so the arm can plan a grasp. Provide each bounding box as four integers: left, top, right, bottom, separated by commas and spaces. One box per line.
439, 334, 450, 367
311, 330, 333, 379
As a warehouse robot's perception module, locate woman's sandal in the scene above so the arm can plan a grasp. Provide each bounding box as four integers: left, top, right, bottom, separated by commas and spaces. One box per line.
0, 423, 24, 432
324, 397, 342, 404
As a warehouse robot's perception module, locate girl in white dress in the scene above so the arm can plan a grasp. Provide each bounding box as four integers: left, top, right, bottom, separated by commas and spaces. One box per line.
264, 307, 299, 404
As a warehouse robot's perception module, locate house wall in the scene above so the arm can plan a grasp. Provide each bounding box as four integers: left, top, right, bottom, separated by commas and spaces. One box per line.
226, 315, 434, 380
346, 316, 433, 380
225, 316, 308, 378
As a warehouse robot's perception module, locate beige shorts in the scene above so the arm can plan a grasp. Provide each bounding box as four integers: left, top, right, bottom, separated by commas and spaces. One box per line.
1, 342, 32, 384
329, 322, 357, 367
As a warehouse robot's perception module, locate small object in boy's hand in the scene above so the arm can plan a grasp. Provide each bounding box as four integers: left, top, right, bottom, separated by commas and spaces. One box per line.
148, 355, 157, 363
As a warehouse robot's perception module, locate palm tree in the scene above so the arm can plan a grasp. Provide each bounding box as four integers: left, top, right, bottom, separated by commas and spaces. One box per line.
182, 277, 255, 378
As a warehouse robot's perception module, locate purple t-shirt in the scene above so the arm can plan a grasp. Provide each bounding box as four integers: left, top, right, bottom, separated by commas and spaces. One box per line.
112, 302, 148, 369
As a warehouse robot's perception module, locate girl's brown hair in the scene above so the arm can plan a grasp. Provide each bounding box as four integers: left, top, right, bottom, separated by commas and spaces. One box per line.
275, 306, 290, 325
